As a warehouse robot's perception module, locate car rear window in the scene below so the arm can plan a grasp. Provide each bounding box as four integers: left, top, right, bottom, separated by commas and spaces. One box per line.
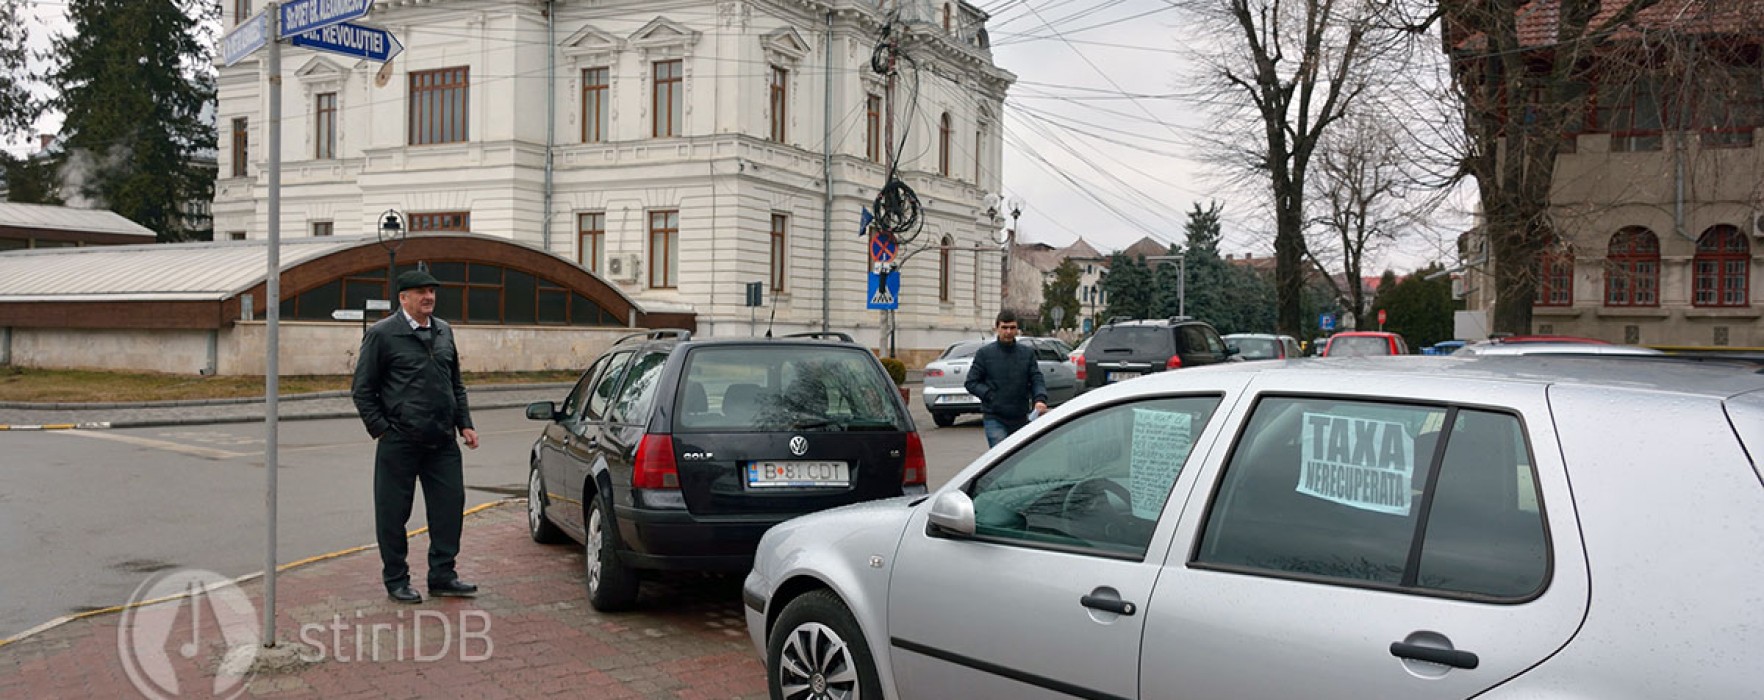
1095, 327, 1174, 356
675, 346, 906, 433
1231, 337, 1280, 360
942, 341, 984, 360
1327, 336, 1393, 357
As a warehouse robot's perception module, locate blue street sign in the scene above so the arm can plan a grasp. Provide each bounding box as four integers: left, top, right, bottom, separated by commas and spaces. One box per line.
220, 11, 269, 67
279, 0, 373, 39
291, 21, 404, 63
1320, 313, 1337, 332
867, 264, 900, 311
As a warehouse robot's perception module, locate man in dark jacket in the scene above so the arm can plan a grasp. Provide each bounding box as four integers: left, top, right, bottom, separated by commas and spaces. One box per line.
965, 310, 1048, 447
352, 269, 480, 604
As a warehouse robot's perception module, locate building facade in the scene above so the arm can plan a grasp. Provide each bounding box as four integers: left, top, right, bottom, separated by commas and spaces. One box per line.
215, 0, 1013, 354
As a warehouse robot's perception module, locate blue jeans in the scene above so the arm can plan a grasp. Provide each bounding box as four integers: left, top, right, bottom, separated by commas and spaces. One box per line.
982, 415, 1029, 448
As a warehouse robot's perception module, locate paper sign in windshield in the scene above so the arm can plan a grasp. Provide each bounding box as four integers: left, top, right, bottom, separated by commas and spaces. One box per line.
1298, 412, 1414, 516
1128, 409, 1193, 518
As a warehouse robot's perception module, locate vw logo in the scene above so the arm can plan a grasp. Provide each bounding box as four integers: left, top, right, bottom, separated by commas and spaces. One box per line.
788, 436, 809, 456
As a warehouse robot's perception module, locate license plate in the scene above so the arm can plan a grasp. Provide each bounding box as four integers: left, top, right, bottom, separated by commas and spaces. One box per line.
937, 394, 980, 405
1106, 371, 1141, 383
747, 461, 850, 488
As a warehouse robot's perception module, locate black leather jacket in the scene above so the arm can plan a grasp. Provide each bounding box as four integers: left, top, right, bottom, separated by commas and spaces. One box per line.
351, 310, 473, 443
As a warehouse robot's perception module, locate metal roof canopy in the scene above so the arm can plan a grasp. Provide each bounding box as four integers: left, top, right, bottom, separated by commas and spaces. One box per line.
0, 236, 360, 302
0, 202, 157, 238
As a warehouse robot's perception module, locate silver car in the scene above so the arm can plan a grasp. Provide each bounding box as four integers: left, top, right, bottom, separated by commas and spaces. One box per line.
921, 338, 1080, 427
744, 356, 1764, 699
1453, 341, 1663, 356
1222, 332, 1303, 360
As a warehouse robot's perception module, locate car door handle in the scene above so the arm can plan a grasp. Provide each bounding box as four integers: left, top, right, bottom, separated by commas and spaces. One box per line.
1389, 642, 1479, 669
1079, 594, 1137, 616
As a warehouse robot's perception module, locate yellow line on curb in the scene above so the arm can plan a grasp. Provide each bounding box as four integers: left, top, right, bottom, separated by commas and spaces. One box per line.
0, 499, 514, 649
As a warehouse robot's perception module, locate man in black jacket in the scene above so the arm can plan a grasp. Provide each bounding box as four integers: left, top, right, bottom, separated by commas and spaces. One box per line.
352, 269, 481, 604
964, 310, 1048, 447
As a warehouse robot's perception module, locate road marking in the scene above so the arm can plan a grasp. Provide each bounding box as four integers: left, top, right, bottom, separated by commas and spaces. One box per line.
52, 430, 252, 460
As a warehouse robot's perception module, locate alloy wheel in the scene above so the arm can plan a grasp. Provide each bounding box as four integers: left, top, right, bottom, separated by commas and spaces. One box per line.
777, 621, 860, 700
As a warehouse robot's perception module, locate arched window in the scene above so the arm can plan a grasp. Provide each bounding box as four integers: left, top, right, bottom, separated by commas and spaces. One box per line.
1694, 225, 1750, 307
939, 234, 954, 302
943, 3, 952, 31
1533, 240, 1573, 307
939, 112, 952, 177
1604, 227, 1659, 307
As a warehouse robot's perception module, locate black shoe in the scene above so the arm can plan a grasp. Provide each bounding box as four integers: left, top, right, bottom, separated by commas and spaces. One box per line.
429, 579, 479, 598
388, 585, 423, 604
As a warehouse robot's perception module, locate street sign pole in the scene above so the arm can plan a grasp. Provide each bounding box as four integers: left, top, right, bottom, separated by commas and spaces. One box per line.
262, 0, 282, 648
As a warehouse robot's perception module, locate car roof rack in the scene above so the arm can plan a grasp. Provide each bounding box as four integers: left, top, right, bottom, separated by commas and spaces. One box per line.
1104, 315, 1135, 326
781, 331, 855, 343
611, 328, 692, 346
1167, 315, 1194, 323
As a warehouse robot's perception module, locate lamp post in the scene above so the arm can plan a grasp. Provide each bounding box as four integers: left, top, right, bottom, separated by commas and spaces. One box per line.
1001, 199, 1021, 302
377, 209, 405, 298
1146, 253, 1188, 317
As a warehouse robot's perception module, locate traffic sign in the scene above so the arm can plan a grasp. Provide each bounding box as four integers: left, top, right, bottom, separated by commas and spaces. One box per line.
1377, 309, 1388, 326
869, 231, 897, 263
1320, 313, 1337, 332
221, 11, 269, 67
332, 309, 366, 321
291, 21, 404, 63
279, 0, 373, 39
867, 263, 900, 310
365, 299, 392, 311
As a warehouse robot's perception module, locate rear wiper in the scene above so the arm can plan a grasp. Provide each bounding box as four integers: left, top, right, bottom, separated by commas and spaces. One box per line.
841, 419, 899, 431
790, 419, 841, 431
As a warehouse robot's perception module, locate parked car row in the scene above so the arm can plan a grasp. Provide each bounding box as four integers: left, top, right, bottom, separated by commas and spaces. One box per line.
921, 336, 1081, 427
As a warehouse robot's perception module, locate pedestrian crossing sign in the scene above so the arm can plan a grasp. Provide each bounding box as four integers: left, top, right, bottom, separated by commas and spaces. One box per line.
867, 264, 900, 310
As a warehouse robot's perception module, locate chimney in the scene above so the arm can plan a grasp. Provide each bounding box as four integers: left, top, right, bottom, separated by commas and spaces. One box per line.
1244, 252, 1253, 260
37, 134, 55, 153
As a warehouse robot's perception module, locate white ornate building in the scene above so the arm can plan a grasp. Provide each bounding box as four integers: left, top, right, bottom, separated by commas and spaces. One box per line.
215, 0, 1013, 358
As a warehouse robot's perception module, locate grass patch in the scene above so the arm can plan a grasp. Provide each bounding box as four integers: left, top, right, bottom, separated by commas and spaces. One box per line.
0, 366, 580, 404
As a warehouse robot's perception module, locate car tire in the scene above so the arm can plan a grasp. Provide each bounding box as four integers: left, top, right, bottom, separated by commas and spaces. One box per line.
527, 463, 569, 545
932, 412, 956, 428
767, 589, 882, 700
584, 495, 640, 612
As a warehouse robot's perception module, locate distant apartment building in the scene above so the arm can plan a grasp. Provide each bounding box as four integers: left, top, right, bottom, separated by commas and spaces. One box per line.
214, 0, 1013, 352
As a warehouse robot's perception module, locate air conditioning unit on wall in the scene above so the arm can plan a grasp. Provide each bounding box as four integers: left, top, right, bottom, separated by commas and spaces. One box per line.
606, 253, 641, 282
1752, 211, 1764, 239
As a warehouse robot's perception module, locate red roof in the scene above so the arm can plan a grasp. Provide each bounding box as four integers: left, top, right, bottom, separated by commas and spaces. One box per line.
1461, 0, 1764, 51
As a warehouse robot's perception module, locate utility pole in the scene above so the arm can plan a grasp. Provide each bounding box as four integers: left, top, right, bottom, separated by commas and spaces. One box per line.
881, 18, 899, 357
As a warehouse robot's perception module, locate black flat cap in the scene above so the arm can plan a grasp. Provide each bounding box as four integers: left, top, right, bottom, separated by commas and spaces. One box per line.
396, 270, 441, 292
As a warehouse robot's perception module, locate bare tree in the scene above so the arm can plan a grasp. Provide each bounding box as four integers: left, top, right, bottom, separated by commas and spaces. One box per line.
1178, 0, 1413, 335
1306, 110, 1427, 323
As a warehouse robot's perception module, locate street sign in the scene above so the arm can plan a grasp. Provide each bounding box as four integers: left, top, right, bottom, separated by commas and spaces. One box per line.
1378, 309, 1388, 326
1050, 306, 1065, 328
332, 309, 366, 321
744, 281, 764, 307
365, 299, 392, 311
869, 231, 897, 263
291, 21, 404, 63
1320, 313, 1337, 332
279, 0, 373, 39
220, 11, 269, 67
867, 263, 900, 311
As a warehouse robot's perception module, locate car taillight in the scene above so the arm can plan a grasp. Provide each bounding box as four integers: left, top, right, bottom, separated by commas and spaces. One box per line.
632, 434, 680, 489
924, 368, 944, 377
903, 432, 927, 487
1166, 355, 1183, 370
1074, 354, 1086, 381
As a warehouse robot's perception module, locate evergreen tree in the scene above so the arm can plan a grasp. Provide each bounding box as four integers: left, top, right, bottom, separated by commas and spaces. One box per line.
1371, 264, 1454, 348
2, 153, 60, 204
47, 0, 215, 240
1100, 252, 1155, 321
1038, 259, 1082, 331
0, 0, 34, 141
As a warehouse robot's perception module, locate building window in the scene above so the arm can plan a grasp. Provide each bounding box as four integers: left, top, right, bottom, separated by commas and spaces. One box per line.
653, 60, 683, 138
649, 210, 679, 289
770, 214, 788, 291
1533, 242, 1573, 307
231, 117, 248, 178
312, 221, 333, 237
582, 67, 608, 143
579, 212, 605, 274
769, 66, 788, 143
974, 126, 983, 182
229, 231, 247, 241
1604, 227, 1660, 307
281, 263, 618, 326
939, 112, 952, 176
943, 3, 952, 31
1596, 79, 1663, 152
1695, 66, 1763, 149
234, 0, 250, 24
410, 212, 471, 233
866, 94, 882, 162
1693, 225, 1750, 307
939, 234, 953, 302
315, 92, 337, 159
409, 66, 469, 145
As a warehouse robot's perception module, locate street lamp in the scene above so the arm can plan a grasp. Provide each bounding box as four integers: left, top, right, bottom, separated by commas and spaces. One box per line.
377, 209, 405, 298
1146, 253, 1188, 318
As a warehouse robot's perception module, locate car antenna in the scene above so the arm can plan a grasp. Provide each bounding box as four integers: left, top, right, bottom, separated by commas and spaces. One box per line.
764, 300, 776, 338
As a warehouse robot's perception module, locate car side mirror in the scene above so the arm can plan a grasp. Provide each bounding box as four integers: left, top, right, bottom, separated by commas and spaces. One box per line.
525, 401, 559, 421
926, 490, 976, 537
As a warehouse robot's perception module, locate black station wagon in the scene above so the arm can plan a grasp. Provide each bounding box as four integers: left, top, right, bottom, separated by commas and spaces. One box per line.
525, 330, 927, 611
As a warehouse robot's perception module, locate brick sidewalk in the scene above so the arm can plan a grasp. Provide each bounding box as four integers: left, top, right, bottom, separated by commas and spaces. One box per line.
0, 502, 768, 699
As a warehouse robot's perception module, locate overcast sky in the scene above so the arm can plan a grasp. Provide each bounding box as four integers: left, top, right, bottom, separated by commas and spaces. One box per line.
7, 0, 1462, 273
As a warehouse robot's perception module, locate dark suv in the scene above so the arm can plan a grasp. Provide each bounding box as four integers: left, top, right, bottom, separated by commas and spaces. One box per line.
1078, 316, 1234, 390
524, 330, 926, 611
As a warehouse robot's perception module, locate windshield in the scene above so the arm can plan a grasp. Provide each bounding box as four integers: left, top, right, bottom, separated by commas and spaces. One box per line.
1230, 337, 1279, 360
1327, 336, 1394, 357
675, 346, 906, 432
940, 341, 985, 360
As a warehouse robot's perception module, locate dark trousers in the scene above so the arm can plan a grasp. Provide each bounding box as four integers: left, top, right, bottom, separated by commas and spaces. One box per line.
374, 434, 465, 591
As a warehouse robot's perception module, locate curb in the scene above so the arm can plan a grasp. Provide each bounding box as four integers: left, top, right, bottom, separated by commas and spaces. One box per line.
0, 422, 110, 431
0, 500, 514, 650
0, 382, 574, 411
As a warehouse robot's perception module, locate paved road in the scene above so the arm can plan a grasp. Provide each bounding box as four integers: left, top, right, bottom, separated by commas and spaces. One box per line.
0, 388, 991, 640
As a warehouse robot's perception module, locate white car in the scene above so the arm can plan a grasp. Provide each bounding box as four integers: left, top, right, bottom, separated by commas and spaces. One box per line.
920, 338, 1080, 427
744, 355, 1764, 699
